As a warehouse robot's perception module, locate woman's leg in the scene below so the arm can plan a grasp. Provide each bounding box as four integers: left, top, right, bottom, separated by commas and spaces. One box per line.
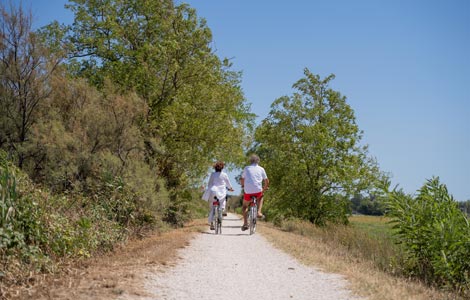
220, 198, 226, 210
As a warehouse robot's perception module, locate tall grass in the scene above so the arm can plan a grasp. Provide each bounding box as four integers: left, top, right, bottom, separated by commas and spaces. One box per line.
274, 216, 407, 276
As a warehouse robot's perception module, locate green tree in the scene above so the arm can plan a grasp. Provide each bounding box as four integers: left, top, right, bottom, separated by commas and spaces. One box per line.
255, 68, 384, 225
43, 0, 254, 189
458, 200, 470, 216
37, 0, 255, 225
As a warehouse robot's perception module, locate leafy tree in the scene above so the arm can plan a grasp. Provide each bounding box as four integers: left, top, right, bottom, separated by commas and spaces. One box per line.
350, 193, 386, 215
255, 68, 384, 225
458, 200, 470, 216
0, 3, 60, 168
35, 0, 255, 225
41, 0, 254, 190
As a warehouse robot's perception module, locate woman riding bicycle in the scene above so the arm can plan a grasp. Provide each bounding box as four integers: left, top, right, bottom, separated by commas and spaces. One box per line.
206, 161, 234, 230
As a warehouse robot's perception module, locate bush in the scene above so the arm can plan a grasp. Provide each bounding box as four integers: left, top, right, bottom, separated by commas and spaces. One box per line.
387, 177, 470, 294
0, 151, 163, 290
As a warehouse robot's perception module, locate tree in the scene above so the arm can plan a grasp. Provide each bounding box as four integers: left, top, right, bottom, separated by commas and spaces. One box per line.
0, 3, 60, 168
42, 0, 254, 188
255, 68, 384, 225
350, 193, 386, 215
458, 200, 470, 216
37, 0, 254, 225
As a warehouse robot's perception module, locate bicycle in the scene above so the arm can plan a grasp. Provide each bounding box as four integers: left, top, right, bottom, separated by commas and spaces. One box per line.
248, 195, 258, 235
211, 196, 223, 235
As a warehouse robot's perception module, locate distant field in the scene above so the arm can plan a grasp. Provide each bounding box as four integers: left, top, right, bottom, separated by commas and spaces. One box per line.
349, 215, 394, 239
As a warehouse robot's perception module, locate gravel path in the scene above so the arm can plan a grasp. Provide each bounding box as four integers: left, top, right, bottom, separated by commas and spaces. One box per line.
134, 213, 359, 300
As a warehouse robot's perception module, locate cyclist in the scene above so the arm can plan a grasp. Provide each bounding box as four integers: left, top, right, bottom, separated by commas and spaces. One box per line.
206, 161, 234, 230
240, 154, 269, 231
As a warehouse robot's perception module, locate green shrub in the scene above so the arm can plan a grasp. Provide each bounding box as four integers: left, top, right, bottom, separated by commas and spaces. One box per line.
387, 177, 470, 294
0, 151, 160, 288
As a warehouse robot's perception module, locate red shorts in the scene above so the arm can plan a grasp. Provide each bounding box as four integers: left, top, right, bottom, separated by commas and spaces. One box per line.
243, 192, 263, 201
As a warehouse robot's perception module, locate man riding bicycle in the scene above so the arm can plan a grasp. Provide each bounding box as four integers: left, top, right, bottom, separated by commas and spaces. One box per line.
240, 154, 269, 231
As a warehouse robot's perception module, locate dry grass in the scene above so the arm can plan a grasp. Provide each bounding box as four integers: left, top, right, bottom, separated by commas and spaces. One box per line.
4, 219, 206, 300
258, 221, 460, 300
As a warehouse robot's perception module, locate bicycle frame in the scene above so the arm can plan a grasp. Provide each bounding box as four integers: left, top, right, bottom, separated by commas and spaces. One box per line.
212, 198, 223, 234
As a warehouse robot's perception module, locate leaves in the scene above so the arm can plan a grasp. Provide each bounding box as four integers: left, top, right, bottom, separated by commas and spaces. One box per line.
387, 177, 470, 291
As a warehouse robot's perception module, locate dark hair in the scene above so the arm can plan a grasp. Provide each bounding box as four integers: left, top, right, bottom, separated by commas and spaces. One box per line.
213, 161, 225, 172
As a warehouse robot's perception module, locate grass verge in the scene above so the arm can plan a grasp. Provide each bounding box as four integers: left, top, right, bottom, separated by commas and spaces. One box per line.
259, 218, 461, 300
4, 219, 206, 300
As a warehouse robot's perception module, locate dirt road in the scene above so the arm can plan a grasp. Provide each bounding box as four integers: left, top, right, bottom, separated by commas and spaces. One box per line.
124, 213, 359, 300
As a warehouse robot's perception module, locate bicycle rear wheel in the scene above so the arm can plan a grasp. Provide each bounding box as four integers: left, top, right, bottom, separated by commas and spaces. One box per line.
215, 207, 222, 234
249, 206, 257, 235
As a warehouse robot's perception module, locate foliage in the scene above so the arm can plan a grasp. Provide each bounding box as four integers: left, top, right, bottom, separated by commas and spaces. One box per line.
351, 194, 387, 216
47, 0, 255, 183
28, 73, 147, 191
255, 68, 385, 225
458, 200, 470, 216
35, 0, 255, 226
387, 177, 470, 294
0, 150, 164, 287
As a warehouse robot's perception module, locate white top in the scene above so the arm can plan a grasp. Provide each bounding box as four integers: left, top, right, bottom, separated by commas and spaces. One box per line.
241, 164, 268, 194
207, 171, 233, 200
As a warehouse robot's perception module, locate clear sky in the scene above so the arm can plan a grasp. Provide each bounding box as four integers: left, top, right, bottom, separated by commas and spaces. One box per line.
9, 0, 470, 200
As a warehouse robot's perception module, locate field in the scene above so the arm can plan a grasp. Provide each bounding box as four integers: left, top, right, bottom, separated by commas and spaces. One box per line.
349, 215, 392, 238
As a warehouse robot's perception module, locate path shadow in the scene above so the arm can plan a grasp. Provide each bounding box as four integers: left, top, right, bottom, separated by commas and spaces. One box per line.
200, 229, 255, 237
221, 233, 249, 236
200, 231, 215, 235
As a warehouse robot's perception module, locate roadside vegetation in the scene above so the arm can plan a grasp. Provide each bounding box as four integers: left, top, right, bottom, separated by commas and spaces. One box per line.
262, 178, 469, 298
387, 178, 470, 296
260, 219, 458, 300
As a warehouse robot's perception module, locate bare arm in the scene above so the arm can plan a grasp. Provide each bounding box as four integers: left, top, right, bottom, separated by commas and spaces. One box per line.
263, 178, 270, 191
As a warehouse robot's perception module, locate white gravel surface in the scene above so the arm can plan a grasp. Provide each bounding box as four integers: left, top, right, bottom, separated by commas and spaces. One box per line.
133, 213, 359, 300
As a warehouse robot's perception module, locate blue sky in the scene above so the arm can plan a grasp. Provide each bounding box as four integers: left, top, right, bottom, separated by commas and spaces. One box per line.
9, 0, 470, 200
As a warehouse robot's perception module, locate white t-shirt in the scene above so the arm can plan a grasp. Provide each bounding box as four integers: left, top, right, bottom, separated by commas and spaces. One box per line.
241, 164, 268, 194
207, 171, 233, 200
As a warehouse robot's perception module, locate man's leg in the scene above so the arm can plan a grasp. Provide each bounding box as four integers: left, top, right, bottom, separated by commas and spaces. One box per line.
242, 200, 249, 227
257, 197, 264, 217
